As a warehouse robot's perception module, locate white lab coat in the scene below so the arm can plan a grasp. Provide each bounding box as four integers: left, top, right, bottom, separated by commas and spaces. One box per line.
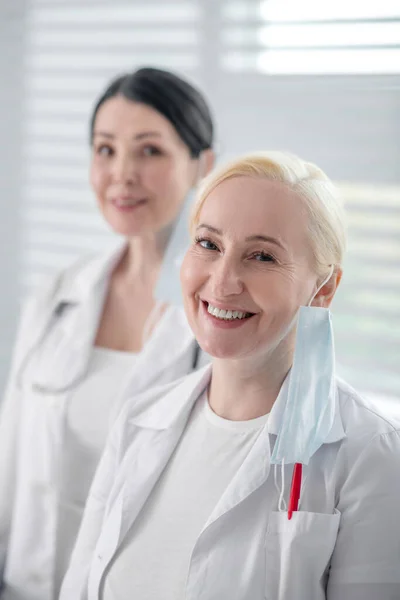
0, 242, 202, 600
61, 363, 400, 600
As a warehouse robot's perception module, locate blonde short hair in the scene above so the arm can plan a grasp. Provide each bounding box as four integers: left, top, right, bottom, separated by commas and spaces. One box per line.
191, 151, 347, 278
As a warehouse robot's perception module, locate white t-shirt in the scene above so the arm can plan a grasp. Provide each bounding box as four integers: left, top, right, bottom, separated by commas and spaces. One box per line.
101, 391, 269, 600
54, 347, 136, 593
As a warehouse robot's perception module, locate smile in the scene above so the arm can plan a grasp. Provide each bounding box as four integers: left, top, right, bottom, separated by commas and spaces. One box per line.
206, 302, 253, 321
112, 197, 147, 208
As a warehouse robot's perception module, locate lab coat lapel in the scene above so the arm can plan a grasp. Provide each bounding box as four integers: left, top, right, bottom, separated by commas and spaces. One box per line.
29, 242, 125, 392
88, 418, 197, 597
199, 379, 290, 529
116, 425, 189, 543
203, 423, 271, 530
113, 367, 212, 545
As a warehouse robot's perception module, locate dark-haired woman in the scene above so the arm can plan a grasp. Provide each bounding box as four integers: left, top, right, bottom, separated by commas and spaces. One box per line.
0, 67, 215, 600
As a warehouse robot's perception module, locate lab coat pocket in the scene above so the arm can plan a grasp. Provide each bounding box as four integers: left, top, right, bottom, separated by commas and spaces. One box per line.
264, 509, 340, 600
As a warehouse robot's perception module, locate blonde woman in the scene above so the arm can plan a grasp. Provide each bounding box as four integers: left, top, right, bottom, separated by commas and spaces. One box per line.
61, 152, 400, 600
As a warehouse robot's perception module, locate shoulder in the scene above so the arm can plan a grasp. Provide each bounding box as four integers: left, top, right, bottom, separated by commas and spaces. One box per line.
335, 377, 400, 460
23, 252, 95, 309
14, 248, 116, 351
337, 377, 400, 436
23, 243, 123, 315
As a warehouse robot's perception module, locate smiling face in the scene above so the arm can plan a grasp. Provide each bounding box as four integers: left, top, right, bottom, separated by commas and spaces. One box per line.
90, 95, 199, 237
181, 175, 325, 362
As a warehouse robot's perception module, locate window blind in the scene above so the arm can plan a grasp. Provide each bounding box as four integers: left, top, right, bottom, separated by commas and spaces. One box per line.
222, 0, 400, 74
334, 184, 400, 397
22, 0, 400, 398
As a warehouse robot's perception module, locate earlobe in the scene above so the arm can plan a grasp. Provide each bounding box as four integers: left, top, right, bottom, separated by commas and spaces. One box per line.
335, 268, 343, 289
202, 149, 216, 177
314, 268, 342, 308
193, 149, 215, 187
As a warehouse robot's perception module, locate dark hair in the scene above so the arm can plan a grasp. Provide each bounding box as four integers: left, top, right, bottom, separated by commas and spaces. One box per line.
90, 67, 214, 158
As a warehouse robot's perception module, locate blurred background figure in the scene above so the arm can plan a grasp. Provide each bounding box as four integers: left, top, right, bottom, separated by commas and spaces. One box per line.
0, 66, 214, 598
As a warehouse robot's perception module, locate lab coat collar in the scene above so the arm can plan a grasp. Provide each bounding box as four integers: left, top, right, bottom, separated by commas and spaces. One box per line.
126, 364, 212, 431
54, 238, 126, 306
127, 362, 345, 445
24, 240, 127, 392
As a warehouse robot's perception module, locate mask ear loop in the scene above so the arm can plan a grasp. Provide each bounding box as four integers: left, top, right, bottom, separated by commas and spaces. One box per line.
274, 459, 287, 512
297, 468, 309, 511
308, 265, 335, 307
273, 464, 279, 505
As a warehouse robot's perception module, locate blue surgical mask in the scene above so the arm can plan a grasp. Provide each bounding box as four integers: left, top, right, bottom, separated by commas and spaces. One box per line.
271, 270, 336, 466
154, 188, 196, 307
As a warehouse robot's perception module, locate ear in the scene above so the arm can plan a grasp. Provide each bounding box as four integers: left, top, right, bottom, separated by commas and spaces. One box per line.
312, 267, 343, 309
200, 148, 215, 178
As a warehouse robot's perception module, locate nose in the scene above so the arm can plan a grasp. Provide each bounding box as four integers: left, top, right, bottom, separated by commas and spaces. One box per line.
112, 152, 138, 185
210, 254, 244, 298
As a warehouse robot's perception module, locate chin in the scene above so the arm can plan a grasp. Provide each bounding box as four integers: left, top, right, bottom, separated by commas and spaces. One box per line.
197, 338, 245, 360
105, 218, 150, 238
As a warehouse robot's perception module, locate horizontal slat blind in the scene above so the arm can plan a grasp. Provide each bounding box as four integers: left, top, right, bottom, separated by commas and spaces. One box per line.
22, 0, 400, 398
222, 0, 400, 74
334, 184, 400, 396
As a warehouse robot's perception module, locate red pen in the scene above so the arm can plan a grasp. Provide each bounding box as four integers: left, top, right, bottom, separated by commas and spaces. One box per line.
288, 463, 302, 520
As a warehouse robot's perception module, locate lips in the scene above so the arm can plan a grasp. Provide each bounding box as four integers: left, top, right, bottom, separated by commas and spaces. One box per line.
112, 196, 147, 208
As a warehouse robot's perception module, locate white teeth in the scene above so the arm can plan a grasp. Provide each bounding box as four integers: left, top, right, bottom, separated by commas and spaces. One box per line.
207, 303, 250, 320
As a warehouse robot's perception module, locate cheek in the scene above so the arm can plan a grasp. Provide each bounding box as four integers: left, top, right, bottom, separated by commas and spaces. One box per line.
155, 157, 193, 196
90, 162, 107, 197
142, 157, 178, 190
141, 160, 166, 186
249, 273, 300, 326
180, 253, 206, 300
146, 161, 189, 219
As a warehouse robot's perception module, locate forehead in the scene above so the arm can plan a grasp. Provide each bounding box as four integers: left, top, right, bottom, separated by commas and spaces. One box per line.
199, 176, 309, 245
94, 96, 180, 141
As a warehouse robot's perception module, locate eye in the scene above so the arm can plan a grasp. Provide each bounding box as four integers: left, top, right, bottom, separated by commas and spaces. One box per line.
252, 251, 275, 263
95, 144, 114, 157
195, 237, 219, 251
142, 145, 162, 157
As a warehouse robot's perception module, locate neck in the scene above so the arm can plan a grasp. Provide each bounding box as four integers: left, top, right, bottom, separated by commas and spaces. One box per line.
208, 343, 294, 421
116, 224, 173, 288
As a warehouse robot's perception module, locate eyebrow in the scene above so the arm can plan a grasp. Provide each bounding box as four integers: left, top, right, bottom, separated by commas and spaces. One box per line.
92, 131, 163, 141
196, 224, 287, 251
